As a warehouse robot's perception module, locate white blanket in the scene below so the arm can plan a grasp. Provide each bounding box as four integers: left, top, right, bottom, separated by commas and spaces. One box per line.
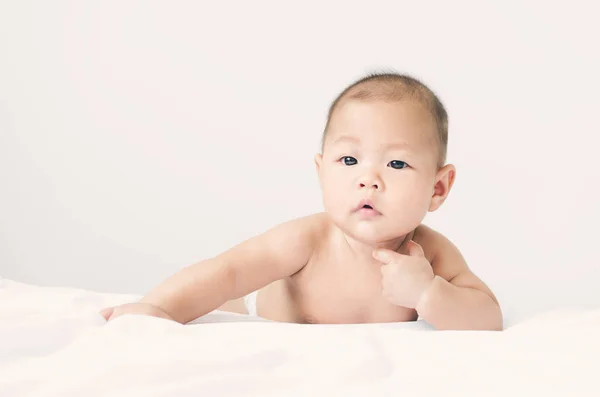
1, 277, 598, 397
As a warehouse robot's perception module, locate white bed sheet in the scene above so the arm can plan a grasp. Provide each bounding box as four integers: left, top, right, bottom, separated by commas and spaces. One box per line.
1, 277, 598, 396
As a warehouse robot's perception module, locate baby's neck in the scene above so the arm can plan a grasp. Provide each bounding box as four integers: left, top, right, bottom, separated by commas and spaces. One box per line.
336, 228, 412, 263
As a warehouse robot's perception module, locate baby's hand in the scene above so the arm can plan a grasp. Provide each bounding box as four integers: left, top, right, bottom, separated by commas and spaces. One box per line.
373, 240, 434, 309
99, 302, 176, 323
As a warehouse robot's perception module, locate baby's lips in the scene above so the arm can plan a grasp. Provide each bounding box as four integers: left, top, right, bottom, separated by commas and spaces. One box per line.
355, 197, 379, 212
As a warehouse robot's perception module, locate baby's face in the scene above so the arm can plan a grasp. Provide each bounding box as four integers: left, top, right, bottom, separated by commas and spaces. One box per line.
316, 99, 444, 244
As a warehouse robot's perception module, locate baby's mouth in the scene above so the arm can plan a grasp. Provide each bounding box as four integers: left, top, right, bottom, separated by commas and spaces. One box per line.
357, 206, 381, 217
354, 200, 382, 216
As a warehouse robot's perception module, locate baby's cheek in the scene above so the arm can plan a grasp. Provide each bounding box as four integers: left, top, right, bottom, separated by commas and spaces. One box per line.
323, 180, 350, 205
321, 190, 349, 220
388, 196, 428, 226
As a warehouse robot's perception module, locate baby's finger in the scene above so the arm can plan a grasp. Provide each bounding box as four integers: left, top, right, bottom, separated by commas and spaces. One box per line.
99, 307, 114, 321
372, 248, 403, 264
406, 240, 425, 257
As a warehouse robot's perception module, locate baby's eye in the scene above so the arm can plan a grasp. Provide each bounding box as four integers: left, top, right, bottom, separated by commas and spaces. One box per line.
340, 156, 358, 166
388, 160, 408, 169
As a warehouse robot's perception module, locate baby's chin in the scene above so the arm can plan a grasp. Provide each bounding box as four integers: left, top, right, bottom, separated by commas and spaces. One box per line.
343, 220, 408, 246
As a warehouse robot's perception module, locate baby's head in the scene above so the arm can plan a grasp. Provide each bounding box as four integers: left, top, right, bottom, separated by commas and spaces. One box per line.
315, 72, 455, 245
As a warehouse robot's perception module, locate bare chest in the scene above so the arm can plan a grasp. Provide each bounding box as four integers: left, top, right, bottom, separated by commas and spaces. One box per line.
290, 255, 417, 324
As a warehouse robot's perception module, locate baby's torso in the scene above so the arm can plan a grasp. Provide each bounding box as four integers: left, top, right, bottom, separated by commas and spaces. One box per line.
256, 224, 431, 324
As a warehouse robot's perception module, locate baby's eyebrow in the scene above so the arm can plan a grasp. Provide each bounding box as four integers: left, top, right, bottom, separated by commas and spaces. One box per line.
331, 135, 413, 151
331, 135, 360, 145
383, 142, 411, 150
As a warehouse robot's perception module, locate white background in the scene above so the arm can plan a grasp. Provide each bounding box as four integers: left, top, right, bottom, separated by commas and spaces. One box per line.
1, 1, 598, 323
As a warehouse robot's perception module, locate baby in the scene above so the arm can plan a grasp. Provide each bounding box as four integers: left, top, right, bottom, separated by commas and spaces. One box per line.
101, 72, 503, 330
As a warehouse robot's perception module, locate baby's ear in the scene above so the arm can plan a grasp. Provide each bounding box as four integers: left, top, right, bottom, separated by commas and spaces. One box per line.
314, 153, 323, 173
429, 164, 456, 212
314, 153, 324, 188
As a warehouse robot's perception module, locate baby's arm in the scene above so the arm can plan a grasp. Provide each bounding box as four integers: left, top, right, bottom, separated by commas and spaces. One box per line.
415, 228, 503, 331
135, 215, 319, 324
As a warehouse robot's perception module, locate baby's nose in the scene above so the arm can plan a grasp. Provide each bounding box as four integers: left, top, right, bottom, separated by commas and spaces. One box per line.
359, 181, 379, 189
358, 174, 381, 190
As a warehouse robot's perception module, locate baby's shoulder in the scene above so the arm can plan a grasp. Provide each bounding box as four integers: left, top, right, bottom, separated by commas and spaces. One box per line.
412, 224, 443, 261
275, 212, 330, 247
413, 224, 468, 280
